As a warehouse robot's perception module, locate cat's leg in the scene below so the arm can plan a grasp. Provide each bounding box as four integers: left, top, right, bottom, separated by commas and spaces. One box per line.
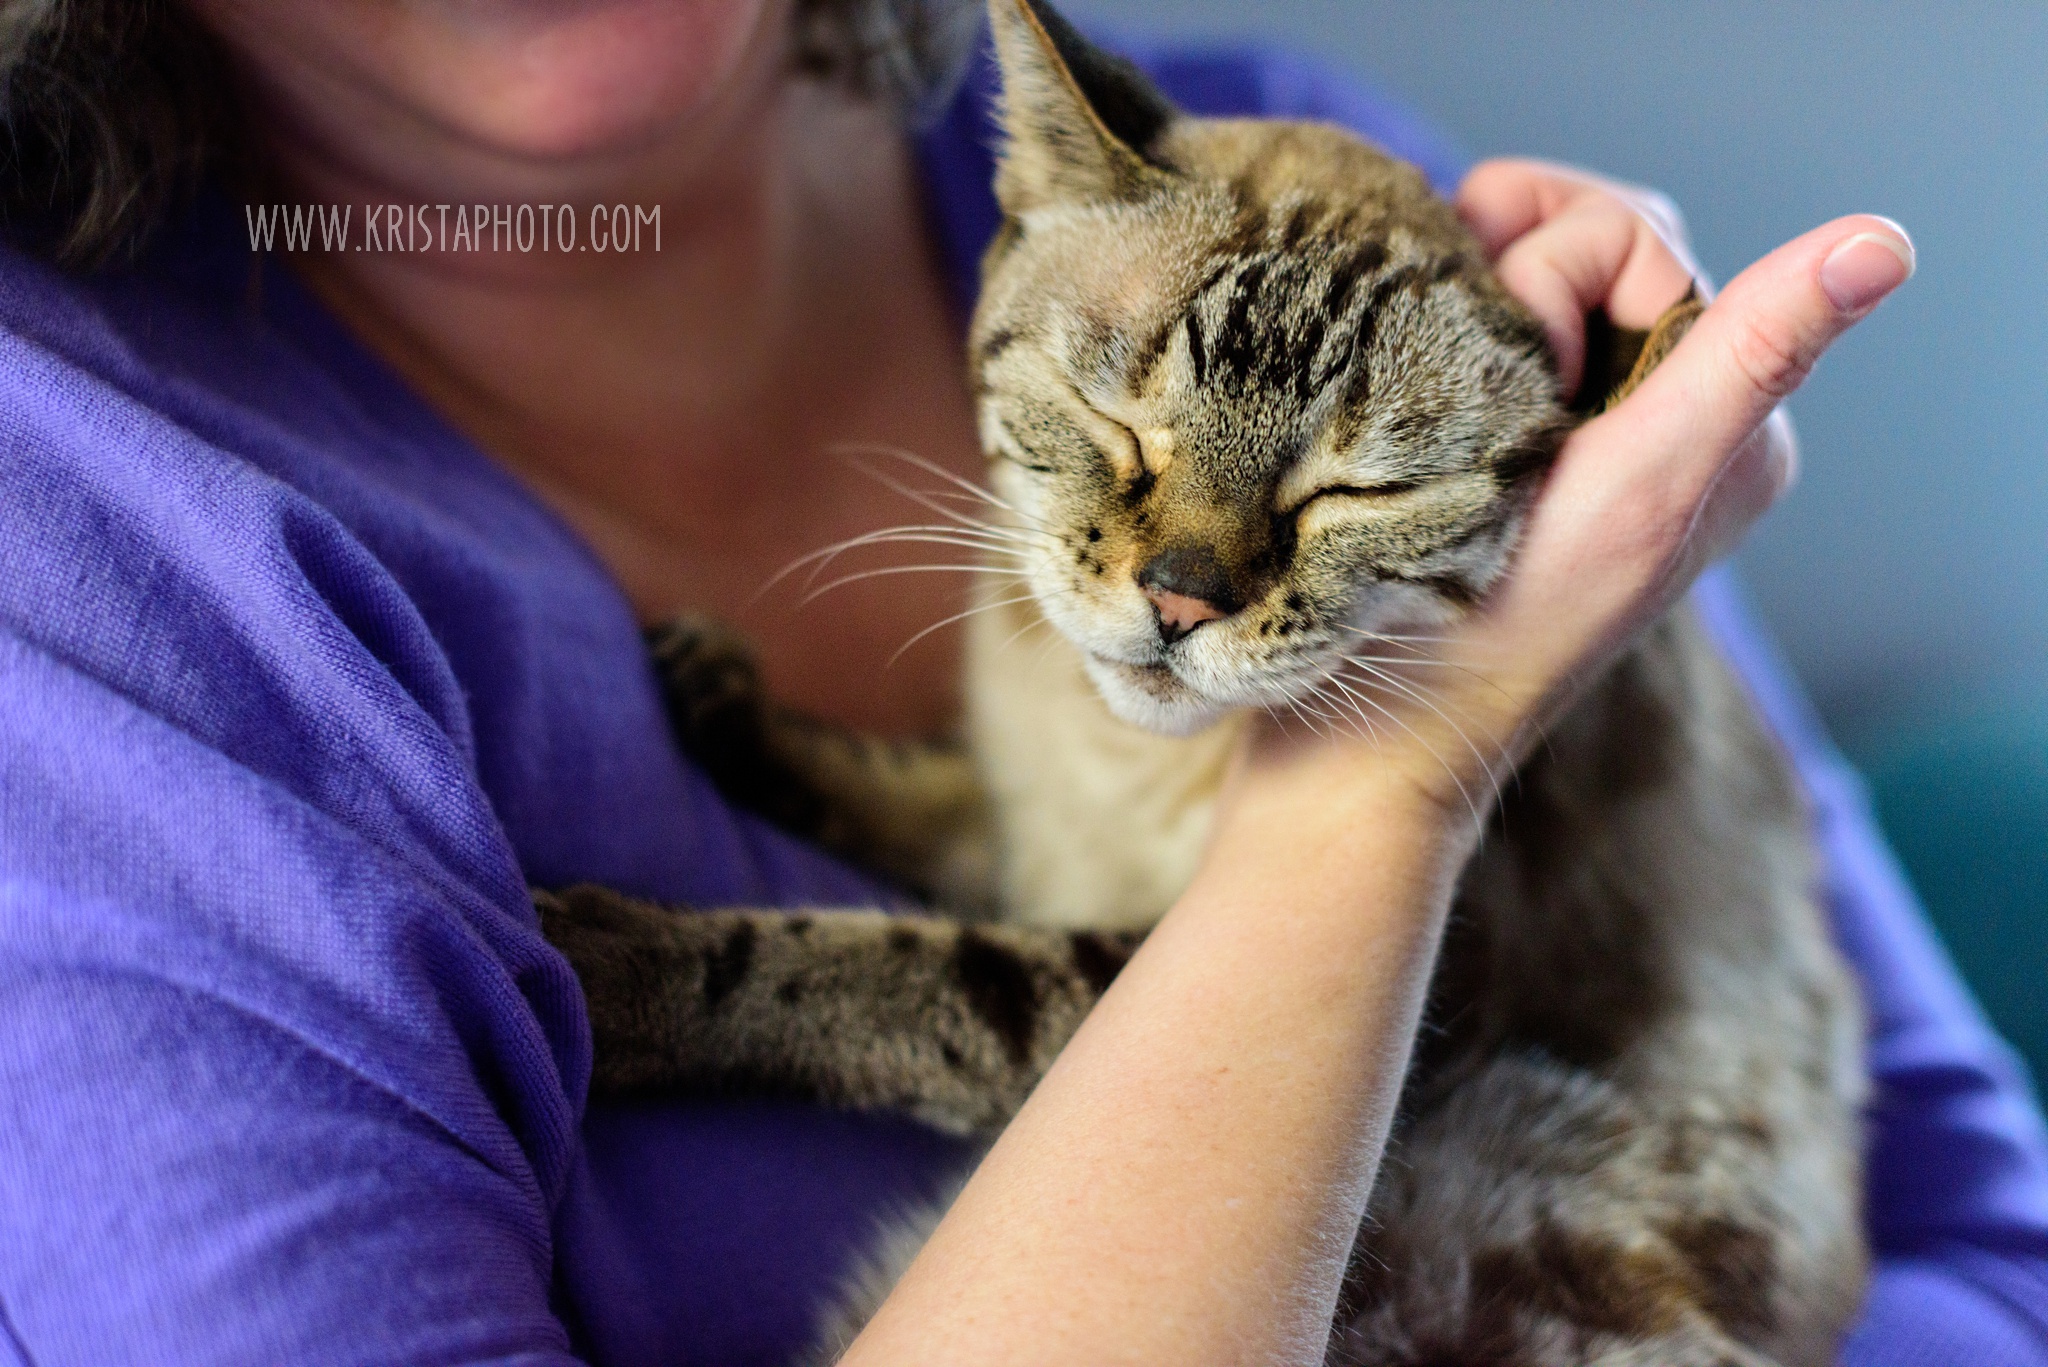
542, 885, 1047, 1358
649, 615, 998, 911
537, 884, 1138, 1133
1332, 1055, 1780, 1366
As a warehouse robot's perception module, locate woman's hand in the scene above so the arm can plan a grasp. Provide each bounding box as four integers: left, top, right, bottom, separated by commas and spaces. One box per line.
1465, 160, 1909, 748
1239, 161, 1914, 825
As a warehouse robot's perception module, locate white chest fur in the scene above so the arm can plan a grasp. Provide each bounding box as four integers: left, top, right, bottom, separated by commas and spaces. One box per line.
966, 593, 1243, 930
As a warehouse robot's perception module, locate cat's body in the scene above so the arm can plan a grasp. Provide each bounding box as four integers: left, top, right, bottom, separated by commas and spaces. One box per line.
551, 599, 1864, 1367
540, 2, 1869, 1361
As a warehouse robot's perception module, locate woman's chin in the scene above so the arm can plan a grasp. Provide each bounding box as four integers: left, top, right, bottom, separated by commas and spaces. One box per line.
1082, 656, 1229, 737
398, 0, 777, 159
192, 0, 779, 169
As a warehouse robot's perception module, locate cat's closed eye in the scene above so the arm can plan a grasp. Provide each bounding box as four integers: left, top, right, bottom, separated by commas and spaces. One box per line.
1286, 479, 1427, 514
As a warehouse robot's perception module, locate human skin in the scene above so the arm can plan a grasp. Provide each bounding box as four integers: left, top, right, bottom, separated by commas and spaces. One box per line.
188, 0, 991, 737
183, 1, 1913, 1360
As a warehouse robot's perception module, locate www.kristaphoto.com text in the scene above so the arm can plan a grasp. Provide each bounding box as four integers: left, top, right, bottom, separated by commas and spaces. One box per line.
244, 203, 662, 254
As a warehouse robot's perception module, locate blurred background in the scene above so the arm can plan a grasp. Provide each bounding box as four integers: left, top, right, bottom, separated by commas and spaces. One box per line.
1066, 0, 2047, 1080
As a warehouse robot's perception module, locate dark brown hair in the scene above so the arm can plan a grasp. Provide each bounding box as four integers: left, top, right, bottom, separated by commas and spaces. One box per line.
0, 0, 229, 267
0, 0, 981, 269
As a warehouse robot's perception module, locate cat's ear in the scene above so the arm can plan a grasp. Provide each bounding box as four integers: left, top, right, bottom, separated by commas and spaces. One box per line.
988, 0, 1180, 216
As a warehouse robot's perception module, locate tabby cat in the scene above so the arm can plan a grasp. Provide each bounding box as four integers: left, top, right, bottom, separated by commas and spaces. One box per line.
538, 1, 1869, 1362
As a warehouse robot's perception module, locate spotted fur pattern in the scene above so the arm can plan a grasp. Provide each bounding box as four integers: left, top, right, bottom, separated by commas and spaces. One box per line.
537, 2, 1867, 1362
540, 884, 1135, 1132
649, 615, 997, 912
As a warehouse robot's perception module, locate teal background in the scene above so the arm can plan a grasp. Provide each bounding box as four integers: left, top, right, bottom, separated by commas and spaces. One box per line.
1067, 0, 2047, 1082
1851, 704, 2048, 1084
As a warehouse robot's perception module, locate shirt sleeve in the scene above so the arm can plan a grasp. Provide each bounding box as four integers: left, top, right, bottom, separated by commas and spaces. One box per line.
0, 312, 591, 1364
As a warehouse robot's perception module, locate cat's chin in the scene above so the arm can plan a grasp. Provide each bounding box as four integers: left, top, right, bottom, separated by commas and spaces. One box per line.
1082, 655, 1229, 736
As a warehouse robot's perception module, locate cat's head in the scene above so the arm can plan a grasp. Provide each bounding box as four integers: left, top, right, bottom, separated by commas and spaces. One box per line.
970, 0, 1571, 735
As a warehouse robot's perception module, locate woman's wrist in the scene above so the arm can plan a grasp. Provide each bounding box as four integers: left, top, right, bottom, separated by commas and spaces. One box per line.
1214, 710, 1505, 885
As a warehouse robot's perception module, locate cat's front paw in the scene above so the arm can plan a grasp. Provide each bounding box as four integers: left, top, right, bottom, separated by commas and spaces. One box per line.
648, 613, 768, 759
647, 614, 827, 830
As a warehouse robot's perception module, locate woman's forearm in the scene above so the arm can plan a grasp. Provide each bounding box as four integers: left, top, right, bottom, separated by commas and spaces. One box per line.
843, 751, 1473, 1366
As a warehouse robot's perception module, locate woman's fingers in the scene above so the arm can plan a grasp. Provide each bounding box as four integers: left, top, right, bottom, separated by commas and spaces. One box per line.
1492, 196, 1696, 396
1353, 181, 1908, 790
1457, 158, 1703, 279
1599, 214, 1911, 489
1455, 158, 1583, 256
1523, 213, 1912, 625
1456, 159, 1699, 399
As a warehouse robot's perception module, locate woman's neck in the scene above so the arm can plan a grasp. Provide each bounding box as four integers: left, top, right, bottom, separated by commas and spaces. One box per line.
253, 54, 988, 736
291, 75, 819, 526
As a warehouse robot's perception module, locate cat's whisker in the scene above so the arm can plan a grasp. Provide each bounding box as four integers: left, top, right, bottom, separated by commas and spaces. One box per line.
887, 592, 1043, 668
1337, 652, 1466, 668
852, 464, 1013, 532
758, 526, 1037, 602
802, 563, 1030, 606
993, 609, 1058, 656
1276, 689, 1333, 739
846, 517, 1044, 551
1335, 635, 1449, 651
1326, 666, 1453, 758
860, 480, 1030, 526
1321, 670, 1485, 833
1299, 678, 1377, 745
1339, 657, 1506, 818
808, 527, 1039, 560
1025, 618, 1072, 671
1337, 626, 1520, 712
762, 526, 1017, 591
926, 490, 1059, 540
886, 485, 1053, 545
902, 487, 1006, 517
785, 544, 1026, 601
818, 529, 1039, 561
833, 446, 1063, 542
1270, 693, 1334, 741
1302, 700, 1351, 741
1337, 649, 1499, 738
1340, 654, 1500, 741
1333, 628, 1453, 662
828, 441, 1021, 516
837, 453, 1057, 544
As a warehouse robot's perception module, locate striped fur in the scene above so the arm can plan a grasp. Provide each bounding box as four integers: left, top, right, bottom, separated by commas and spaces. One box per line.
539, 884, 1135, 1133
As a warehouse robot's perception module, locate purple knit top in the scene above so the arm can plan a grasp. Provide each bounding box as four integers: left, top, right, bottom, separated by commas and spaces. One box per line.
1, 33, 2043, 1367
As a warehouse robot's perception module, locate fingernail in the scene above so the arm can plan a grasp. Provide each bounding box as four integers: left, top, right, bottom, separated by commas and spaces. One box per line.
1820, 220, 1915, 314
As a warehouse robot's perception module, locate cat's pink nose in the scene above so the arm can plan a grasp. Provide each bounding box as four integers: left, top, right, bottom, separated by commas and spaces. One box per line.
1137, 544, 1237, 646
1143, 586, 1227, 639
